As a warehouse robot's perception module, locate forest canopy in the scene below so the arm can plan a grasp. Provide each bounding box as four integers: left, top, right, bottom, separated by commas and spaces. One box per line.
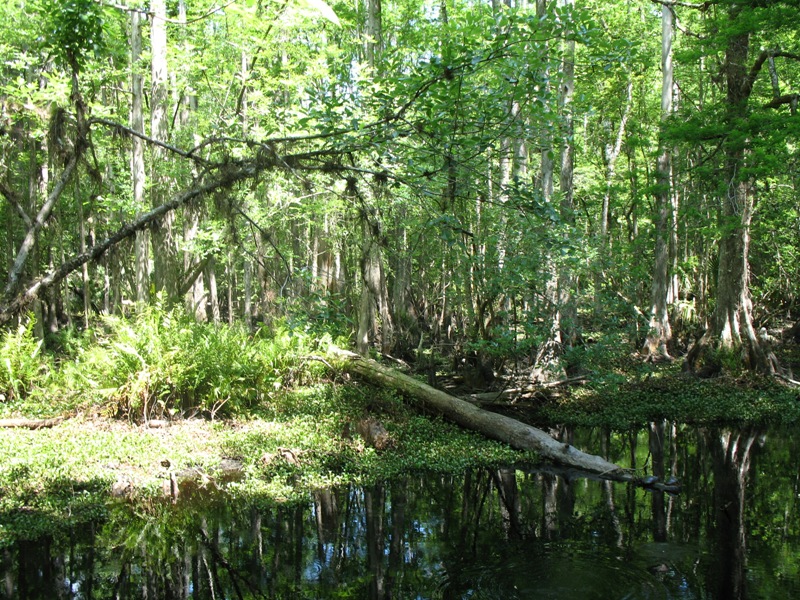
0, 0, 798, 378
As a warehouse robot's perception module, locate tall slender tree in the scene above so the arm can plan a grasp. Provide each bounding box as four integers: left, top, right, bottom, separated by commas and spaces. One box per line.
644, 2, 675, 360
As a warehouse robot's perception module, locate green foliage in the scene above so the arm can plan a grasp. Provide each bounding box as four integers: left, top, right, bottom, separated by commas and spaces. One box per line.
0, 317, 49, 402
47, 303, 326, 420
534, 363, 800, 429
38, 0, 107, 70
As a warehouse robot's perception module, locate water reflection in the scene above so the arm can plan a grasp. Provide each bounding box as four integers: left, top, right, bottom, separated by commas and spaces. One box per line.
2, 424, 800, 599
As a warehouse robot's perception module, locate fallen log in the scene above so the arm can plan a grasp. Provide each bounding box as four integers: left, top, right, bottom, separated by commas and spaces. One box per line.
330, 348, 633, 482
0, 416, 64, 429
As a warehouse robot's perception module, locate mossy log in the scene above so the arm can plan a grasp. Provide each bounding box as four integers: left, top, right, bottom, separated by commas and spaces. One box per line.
331, 348, 632, 482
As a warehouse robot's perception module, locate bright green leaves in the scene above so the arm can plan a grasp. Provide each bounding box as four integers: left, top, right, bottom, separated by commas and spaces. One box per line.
296, 0, 341, 26
38, 0, 107, 71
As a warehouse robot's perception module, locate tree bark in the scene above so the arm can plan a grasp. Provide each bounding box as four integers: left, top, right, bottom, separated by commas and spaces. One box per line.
131, 7, 148, 304
206, 256, 220, 324
645, 3, 674, 360
557, 0, 578, 351
534, 0, 578, 381
365, 0, 383, 71
685, 7, 772, 375
149, 0, 180, 301
331, 347, 632, 480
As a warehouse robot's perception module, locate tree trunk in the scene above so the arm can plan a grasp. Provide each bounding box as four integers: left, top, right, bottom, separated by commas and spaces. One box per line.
131, 7, 148, 304
685, 8, 772, 375
75, 173, 90, 329
331, 347, 633, 480
356, 215, 393, 355
183, 204, 207, 321
365, 0, 383, 71
557, 0, 578, 351
149, 0, 180, 301
644, 4, 674, 360
534, 0, 578, 381
600, 79, 633, 242
243, 259, 253, 329
206, 256, 220, 324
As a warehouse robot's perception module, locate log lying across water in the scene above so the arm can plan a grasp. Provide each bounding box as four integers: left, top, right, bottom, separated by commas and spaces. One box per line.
330, 348, 633, 482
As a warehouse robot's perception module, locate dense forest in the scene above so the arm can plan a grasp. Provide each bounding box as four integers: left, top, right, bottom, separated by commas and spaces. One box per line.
1, 0, 799, 381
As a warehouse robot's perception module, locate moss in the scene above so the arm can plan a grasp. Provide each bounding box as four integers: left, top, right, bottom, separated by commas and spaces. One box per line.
0, 382, 536, 546
530, 367, 800, 429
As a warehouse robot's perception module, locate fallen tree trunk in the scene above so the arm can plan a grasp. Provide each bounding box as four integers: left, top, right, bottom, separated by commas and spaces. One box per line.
331, 348, 633, 482
0, 417, 64, 429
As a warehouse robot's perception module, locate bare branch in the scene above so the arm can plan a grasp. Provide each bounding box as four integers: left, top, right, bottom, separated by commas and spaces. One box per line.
178, 256, 211, 298
89, 117, 208, 162
747, 50, 800, 98
97, 0, 237, 24
3, 153, 79, 298
233, 206, 292, 286
649, 0, 712, 9
0, 180, 32, 228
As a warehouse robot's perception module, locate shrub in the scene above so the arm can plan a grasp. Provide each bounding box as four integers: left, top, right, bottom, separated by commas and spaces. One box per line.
57, 303, 331, 421
0, 316, 50, 402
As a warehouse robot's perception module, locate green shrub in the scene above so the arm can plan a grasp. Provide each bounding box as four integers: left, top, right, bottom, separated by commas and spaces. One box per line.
56, 303, 332, 421
0, 317, 50, 402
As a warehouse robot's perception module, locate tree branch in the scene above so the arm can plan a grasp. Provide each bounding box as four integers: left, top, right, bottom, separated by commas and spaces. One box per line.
178, 256, 211, 298
97, 0, 237, 24
89, 117, 208, 163
649, 0, 712, 9
0, 180, 33, 228
3, 153, 79, 298
763, 93, 799, 110
747, 50, 800, 98
0, 164, 260, 325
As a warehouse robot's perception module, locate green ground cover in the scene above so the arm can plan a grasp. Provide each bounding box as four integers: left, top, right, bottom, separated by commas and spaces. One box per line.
2, 309, 798, 546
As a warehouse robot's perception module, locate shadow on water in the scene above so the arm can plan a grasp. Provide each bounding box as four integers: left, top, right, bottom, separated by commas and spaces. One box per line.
3, 423, 800, 599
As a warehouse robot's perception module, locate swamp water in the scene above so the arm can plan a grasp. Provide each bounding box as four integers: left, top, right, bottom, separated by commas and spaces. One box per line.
2, 423, 800, 599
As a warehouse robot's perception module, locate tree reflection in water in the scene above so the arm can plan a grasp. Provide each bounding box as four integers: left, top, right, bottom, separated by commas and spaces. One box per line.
2, 424, 799, 599
705, 427, 760, 600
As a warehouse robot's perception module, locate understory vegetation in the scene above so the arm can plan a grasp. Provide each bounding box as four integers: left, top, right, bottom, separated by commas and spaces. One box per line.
2, 305, 799, 547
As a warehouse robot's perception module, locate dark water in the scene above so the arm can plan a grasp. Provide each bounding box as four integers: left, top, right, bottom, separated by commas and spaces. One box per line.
2, 423, 800, 599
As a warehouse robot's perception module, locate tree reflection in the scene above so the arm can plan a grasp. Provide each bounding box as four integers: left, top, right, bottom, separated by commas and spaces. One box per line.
649, 419, 667, 542
705, 427, 761, 600
5, 424, 800, 599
